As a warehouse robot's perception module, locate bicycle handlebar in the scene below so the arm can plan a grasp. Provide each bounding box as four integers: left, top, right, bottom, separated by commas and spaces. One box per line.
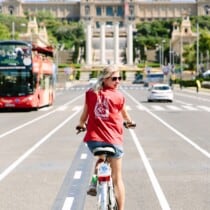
76, 121, 136, 134
123, 121, 136, 129
76, 125, 86, 134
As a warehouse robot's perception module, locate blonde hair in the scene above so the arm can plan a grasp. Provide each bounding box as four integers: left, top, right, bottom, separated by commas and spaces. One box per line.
92, 65, 119, 92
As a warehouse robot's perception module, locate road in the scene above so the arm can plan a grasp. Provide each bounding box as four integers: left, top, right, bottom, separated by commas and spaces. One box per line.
0, 82, 210, 210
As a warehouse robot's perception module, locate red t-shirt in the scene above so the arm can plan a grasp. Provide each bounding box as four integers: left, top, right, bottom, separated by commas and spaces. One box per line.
83, 87, 125, 145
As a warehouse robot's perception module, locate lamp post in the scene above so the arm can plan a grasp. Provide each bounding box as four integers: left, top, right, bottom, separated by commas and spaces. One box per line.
12, 22, 15, 40
162, 40, 166, 68
169, 40, 172, 66
84, 3, 92, 65
155, 44, 162, 68
180, 33, 183, 79
196, 23, 199, 76
126, 2, 135, 65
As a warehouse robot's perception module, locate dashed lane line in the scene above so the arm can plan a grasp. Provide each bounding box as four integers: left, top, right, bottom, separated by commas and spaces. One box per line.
62, 197, 74, 210
61, 153, 88, 210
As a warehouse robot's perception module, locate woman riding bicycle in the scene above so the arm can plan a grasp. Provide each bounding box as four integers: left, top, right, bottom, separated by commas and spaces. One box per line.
76, 65, 135, 210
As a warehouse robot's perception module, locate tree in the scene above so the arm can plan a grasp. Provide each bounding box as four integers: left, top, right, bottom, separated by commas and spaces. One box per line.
183, 44, 196, 70
0, 23, 10, 39
54, 22, 85, 63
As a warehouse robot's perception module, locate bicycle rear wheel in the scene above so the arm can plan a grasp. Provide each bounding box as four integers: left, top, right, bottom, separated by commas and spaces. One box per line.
108, 184, 118, 210
97, 182, 108, 210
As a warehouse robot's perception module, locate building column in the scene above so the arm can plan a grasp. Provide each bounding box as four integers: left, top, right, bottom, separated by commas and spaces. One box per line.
114, 22, 119, 65
86, 22, 92, 65
127, 22, 133, 65
100, 22, 106, 65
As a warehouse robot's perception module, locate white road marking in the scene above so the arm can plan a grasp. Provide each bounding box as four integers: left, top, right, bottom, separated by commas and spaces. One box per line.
123, 90, 210, 159
39, 106, 53, 111
165, 105, 182, 111
62, 154, 86, 209
0, 106, 82, 182
129, 129, 171, 210
62, 197, 74, 210
175, 92, 210, 102
197, 105, 210, 112
57, 106, 68, 111
137, 104, 146, 111
73, 171, 82, 179
123, 89, 210, 209
80, 153, 88, 159
137, 103, 210, 112
151, 105, 165, 111
0, 95, 83, 139
182, 105, 197, 111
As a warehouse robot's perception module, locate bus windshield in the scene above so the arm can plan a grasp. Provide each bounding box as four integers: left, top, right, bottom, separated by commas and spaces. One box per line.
0, 69, 33, 96
0, 41, 33, 97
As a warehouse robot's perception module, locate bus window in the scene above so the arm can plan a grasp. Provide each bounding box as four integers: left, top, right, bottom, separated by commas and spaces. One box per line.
144, 72, 164, 87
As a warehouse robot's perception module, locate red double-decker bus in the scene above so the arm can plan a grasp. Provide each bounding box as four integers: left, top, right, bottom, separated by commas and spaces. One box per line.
0, 40, 55, 110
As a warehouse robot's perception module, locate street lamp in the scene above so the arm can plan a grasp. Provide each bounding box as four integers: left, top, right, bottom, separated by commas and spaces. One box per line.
162, 39, 166, 67
155, 44, 162, 68
12, 22, 15, 40
196, 23, 199, 76
180, 34, 183, 78
129, 3, 135, 21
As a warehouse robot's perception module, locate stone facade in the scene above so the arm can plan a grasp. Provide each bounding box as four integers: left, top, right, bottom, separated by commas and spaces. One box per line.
171, 14, 197, 56
1, 0, 207, 67
0, 0, 209, 23
19, 15, 50, 47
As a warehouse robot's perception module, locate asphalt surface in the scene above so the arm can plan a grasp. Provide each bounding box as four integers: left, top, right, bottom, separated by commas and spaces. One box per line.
0, 82, 210, 210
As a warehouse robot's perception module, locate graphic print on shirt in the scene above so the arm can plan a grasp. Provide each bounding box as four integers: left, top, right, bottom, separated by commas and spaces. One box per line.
94, 96, 109, 120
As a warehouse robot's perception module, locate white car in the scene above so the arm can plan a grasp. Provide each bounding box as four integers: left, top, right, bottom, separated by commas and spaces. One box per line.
147, 83, 173, 102
88, 78, 98, 86
202, 70, 210, 78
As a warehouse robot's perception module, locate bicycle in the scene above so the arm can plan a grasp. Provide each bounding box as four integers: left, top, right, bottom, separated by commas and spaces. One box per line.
93, 145, 118, 210
76, 121, 136, 210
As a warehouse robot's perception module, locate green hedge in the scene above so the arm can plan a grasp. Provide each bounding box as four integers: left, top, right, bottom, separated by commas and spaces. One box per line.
179, 80, 196, 87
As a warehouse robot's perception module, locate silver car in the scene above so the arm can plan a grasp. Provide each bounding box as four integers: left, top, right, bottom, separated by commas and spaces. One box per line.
147, 83, 173, 102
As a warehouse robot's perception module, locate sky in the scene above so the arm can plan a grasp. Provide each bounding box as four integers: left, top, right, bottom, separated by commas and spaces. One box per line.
22, 0, 196, 2
0, 0, 197, 3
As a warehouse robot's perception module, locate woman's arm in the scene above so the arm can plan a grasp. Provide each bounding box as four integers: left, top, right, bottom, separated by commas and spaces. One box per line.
78, 103, 88, 127
121, 104, 132, 123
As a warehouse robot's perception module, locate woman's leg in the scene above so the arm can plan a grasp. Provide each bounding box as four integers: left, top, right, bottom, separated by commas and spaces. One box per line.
110, 157, 125, 210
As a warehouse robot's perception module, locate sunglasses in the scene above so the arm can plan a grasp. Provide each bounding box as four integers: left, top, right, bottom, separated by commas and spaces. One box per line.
111, 76, 122, 81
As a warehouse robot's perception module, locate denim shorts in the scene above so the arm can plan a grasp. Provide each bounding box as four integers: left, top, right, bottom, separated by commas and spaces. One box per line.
86, 141, 124, 158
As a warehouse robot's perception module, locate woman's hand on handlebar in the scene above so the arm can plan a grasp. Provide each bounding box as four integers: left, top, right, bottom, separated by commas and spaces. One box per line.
75, 125, 86, 134
123, 121, 136, 129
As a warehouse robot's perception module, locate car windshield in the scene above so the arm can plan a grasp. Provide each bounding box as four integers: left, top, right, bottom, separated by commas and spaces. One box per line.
153, 86, 170, 90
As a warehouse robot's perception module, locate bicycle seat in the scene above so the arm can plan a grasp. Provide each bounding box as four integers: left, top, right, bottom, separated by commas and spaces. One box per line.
93, 146, 116, 156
